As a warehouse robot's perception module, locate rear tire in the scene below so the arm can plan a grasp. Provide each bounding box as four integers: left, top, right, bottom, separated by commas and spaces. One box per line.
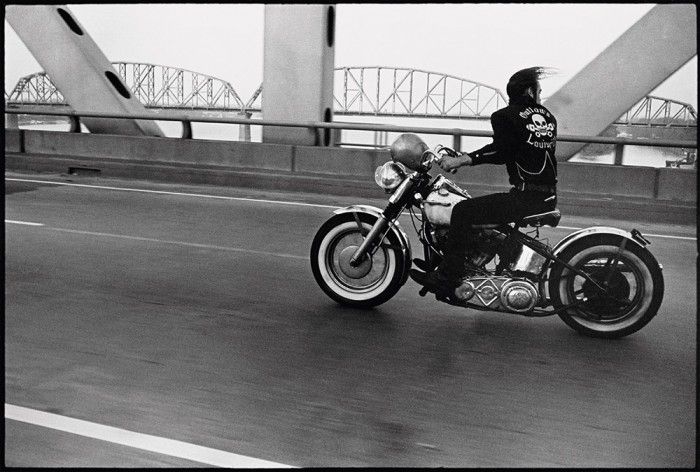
548, 235, 664, 338
310, 213, 407, 308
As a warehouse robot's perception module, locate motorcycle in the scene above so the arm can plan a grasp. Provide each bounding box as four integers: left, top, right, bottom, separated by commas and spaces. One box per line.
310, 134, 664, 338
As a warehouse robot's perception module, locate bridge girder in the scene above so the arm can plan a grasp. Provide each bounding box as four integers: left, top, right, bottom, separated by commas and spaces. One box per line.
332, 66, 508, 119
246, 66, 509, 119
7, 62, 697, 127
113, 62, 246, 110
619, 95, 697, 126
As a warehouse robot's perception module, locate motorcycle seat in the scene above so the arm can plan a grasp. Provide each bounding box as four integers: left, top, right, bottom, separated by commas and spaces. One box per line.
469, 209, 561, 229
518, 209, 561, 228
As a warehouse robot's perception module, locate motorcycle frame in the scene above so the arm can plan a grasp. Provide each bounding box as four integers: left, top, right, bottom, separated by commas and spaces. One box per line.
416, 194, 647, 317
345, 165, 651, 318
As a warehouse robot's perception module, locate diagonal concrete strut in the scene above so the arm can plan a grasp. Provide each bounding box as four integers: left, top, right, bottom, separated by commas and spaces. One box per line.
6, 5, 163, 136
543, 4, 696, 160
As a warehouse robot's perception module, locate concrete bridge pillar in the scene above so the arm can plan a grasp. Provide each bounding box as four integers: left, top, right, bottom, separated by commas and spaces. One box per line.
262, 5, 336, 146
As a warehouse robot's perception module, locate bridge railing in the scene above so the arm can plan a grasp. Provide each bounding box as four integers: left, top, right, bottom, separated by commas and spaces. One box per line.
5, 106, 697, 167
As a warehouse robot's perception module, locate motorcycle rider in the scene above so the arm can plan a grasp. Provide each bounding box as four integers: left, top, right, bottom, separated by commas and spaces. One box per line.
410, 66, 558, 293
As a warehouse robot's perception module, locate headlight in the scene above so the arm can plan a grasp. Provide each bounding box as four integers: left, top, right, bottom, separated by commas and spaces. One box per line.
374, 161, 407, 191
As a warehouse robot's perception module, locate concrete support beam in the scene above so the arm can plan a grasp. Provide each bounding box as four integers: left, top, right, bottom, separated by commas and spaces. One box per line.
5, 5, 163, 137
544, 4, 696, 160
262, 4, 336, 146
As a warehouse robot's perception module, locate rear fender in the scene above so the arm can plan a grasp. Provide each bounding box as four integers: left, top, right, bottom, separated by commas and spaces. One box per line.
551, 226, 647, 255
333, 205, 412, 283
541, 226, 662, 299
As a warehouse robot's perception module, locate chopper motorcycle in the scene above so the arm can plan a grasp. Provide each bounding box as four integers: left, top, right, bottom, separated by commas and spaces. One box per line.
310, 134, 664, 338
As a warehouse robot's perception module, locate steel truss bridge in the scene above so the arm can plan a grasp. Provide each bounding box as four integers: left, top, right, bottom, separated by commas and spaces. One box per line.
6, 62, 697, 127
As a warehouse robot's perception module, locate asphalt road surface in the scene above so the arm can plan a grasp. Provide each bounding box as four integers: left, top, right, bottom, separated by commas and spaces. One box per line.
5, 172, 697, 467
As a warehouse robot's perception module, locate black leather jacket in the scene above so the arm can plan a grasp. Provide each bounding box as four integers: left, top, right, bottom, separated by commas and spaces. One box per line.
469, 96, 557, 187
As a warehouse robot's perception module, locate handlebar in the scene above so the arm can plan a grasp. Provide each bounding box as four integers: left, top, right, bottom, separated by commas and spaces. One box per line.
421, 145, 461, 174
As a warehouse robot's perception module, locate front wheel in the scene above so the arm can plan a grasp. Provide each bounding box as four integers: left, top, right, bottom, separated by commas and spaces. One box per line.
548, 234, 664, 338
310, 213, 407, 308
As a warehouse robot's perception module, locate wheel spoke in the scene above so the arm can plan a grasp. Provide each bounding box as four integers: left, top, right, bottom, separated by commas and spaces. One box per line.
603, 255, 621, 285
607, 294, 632, 305
549, 240, 659, 334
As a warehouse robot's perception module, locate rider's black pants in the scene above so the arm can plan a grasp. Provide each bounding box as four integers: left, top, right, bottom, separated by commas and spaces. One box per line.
442, 188, 557, 272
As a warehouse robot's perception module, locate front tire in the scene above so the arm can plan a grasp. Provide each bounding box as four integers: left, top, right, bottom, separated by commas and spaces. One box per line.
548, 235, 664, 338
310, 213, 407, 308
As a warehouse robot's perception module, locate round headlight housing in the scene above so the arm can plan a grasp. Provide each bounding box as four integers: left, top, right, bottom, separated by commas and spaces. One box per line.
374, 161, 407, 191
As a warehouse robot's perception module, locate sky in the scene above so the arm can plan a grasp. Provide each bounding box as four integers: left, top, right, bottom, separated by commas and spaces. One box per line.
4, 3, 698, 109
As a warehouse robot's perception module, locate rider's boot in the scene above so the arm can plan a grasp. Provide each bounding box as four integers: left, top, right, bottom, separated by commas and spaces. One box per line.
412, 258, 435, 272
409, 256, 473, 295
409, 228, 479, 295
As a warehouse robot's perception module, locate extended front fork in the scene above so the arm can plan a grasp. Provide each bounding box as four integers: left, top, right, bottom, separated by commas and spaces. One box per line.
348, 214, 391, 267
348, 200, 406, 267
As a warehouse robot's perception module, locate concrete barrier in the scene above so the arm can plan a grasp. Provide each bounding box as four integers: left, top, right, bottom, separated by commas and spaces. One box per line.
6, 129, 696, 223
557, 162, 657, 198
5, 129, 21, 152
656, 168, 697, 202
295, 146, 385, 176
23, 131, 294, 172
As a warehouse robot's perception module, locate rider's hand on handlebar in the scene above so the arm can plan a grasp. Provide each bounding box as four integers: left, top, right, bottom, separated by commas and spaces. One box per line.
439, 153, 471, 173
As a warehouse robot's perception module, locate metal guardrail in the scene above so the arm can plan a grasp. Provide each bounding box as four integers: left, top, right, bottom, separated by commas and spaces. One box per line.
5, 106, 698, 166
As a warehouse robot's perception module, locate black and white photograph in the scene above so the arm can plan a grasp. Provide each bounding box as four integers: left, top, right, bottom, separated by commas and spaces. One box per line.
4, 3, 697, 468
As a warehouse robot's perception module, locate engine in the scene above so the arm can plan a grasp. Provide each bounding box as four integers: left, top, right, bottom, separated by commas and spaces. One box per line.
430, 228, 505, 269
427, 222, 546, 313
454, 276, 539, 313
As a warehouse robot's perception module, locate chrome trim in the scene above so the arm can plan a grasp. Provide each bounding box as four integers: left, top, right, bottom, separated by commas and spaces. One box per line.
433, 174, 471, 198
551, 226, 645, 256
388, 175, 413, 204
500, 279, 539, 313
510, 244, 547, 274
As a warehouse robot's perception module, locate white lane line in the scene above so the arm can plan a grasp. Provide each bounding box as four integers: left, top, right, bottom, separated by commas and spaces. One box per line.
7, 178, 696, 241
555, 225, 697, 241
5, 220, 44, 226
6, 177, 338, 210
640, 233, 696, 241
5, 404, 295, 468
49, 227, 308, 260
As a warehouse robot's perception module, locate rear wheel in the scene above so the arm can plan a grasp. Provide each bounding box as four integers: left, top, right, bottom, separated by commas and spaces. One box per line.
548, 235, 664, 338
310, 213, 407, 308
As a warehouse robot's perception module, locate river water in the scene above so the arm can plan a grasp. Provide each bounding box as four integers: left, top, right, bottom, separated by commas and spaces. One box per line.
14, 113, 695, 168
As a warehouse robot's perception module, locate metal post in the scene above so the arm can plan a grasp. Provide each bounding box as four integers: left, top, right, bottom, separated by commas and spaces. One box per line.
238, 111, 252, 142
181, 120, 192, 139
614, 143, 624, 165
453, 134, 461, 153
69, 115, 81, 133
